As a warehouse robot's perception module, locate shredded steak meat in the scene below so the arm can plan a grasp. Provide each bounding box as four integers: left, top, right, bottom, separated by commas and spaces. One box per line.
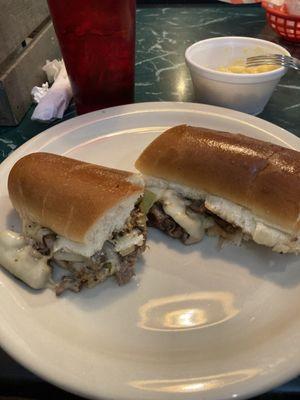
122, 206, 146, 236
204, 210, 238, 234
187, 199, 239, 234
187, 200, 206, 214
55, 276, 81, 295
116, 242, 146, 285
54, 264, 114, 295
148, 199, 239, 243
55, 240, 147, 295
27, 205, 147, 295
147, 203, 187, 242
32, 233, 56, 255
51, 206, 147, 295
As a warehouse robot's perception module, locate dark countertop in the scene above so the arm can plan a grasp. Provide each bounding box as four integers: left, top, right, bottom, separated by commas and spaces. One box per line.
0, 2, 300, 400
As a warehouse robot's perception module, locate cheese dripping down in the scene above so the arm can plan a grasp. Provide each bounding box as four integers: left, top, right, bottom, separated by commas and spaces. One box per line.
149, 188, 213, 241
0, 230, 51, 289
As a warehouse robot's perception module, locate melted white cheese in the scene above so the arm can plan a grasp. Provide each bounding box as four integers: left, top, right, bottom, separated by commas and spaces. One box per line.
152, 189, 213, 241
0, 230, 51, 289
23, 217, 144, 261
145, 176, 206, 200
53, 237, 92, 258
148, 177, 300, 253
54, 229, 144, 258
205, 195, 300, 253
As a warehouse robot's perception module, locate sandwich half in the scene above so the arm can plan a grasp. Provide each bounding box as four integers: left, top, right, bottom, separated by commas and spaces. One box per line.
135, 125, 300, 254
3, 152, 147, 294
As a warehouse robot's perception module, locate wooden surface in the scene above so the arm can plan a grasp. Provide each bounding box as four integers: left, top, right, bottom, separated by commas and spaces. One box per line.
0, 20, 60, 126
0, 0, 49, 65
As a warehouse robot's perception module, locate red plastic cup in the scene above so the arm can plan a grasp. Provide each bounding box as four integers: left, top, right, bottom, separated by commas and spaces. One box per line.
47, 0, 136, 115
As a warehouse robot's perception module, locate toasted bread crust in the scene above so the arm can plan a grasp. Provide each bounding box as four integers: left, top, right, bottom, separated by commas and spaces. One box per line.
135, 125, 300, 234
9, 153, 143, 242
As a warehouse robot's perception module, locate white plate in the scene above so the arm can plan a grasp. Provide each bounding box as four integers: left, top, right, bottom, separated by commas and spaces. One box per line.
1, 102, 300, 400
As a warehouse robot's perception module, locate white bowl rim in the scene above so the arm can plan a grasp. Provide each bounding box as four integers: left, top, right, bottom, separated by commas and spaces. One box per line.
185, 36, 291, 79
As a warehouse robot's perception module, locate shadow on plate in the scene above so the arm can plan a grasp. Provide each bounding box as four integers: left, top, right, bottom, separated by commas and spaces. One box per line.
5, 208, 21, 231
148, 227, 300, 289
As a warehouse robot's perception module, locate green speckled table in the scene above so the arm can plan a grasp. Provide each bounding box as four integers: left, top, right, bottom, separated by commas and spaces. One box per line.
0, 2, 300, 400
0, 3, 299, 164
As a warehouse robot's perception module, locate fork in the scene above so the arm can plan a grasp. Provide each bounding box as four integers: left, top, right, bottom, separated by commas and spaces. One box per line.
246, 54, 300, 71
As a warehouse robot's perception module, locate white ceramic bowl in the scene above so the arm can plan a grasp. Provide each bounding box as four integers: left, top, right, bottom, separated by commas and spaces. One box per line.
185, 37, 290, 115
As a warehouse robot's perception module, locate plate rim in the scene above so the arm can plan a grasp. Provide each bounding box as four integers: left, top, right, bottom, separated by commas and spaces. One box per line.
1, 101, 300, 400
1, 102, 299, 172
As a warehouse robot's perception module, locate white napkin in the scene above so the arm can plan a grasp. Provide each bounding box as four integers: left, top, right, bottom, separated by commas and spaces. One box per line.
43, 59, 63, 83
31, 60, 73, 122
31, 82, 49, 103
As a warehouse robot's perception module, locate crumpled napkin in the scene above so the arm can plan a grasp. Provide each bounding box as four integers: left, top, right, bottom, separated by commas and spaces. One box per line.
31, 60, 73, 122
31, 82, 49, 103
43, 59, 63, 83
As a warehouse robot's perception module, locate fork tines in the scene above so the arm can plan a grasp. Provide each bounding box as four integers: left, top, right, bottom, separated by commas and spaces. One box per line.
246, 54, 296, 69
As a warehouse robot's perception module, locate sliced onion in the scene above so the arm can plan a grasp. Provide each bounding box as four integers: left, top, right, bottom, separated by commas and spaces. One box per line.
182, 235, 201, 245
53, 250, 87, 262
119, 245, 135, 257
102, 242, 120, 266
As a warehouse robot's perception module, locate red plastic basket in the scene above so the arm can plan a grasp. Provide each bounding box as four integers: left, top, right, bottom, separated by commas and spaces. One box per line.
262, 1, 300, 43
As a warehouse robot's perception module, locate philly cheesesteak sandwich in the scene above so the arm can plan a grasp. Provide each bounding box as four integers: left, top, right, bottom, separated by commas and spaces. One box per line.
0, 153, 148, 294
135, 125, 300, 254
